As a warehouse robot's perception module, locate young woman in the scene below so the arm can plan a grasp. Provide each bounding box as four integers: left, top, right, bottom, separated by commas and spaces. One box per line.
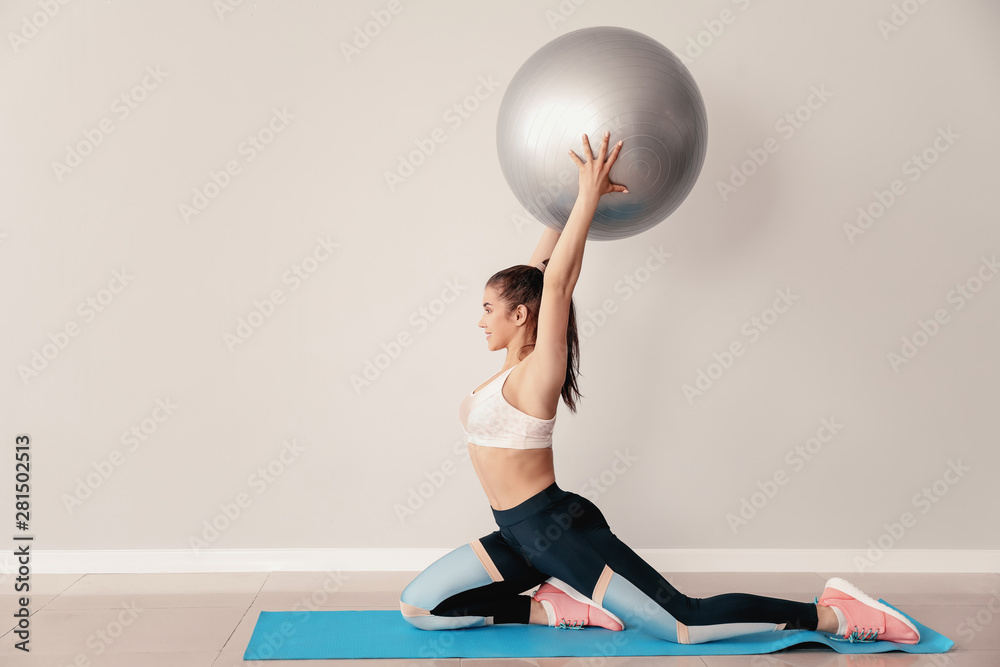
399, 132, 920, 645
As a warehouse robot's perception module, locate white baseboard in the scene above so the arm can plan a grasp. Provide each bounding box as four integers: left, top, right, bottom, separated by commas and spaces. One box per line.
2, 549, 998, 574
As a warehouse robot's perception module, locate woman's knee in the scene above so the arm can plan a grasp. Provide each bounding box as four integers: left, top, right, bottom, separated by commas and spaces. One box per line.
399, 579, 430, 624
399, 578, 489, 631
399, 570, 442, 622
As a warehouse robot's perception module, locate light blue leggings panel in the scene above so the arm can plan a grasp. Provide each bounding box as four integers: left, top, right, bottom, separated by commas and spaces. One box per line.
601, 572, 782, 643
400, 543, 493, 630
602, 571, 680, 642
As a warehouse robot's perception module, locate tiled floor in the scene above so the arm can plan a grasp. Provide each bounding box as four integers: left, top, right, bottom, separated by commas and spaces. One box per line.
0, 571, 997, 666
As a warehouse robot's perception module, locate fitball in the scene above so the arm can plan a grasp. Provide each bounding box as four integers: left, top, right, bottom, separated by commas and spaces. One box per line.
496, 26, 708, 240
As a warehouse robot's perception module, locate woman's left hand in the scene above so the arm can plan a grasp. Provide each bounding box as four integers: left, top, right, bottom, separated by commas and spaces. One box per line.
568, 132, 629, 200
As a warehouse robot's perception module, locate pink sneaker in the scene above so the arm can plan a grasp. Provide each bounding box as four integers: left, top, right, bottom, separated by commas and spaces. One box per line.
532, 578, 624, 631
819, 577, 920, 644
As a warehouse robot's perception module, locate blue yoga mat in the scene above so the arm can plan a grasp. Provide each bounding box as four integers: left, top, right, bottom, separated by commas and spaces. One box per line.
243, 601, 954, 659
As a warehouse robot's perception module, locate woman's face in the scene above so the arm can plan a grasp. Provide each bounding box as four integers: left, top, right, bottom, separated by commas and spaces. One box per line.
478, 285, 523, 352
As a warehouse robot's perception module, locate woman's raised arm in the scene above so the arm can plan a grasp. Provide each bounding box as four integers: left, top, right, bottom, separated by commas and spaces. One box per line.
525, 133, 626, 403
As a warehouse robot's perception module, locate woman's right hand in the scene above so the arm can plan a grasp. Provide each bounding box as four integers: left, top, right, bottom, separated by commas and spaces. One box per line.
568, 131, 629, 201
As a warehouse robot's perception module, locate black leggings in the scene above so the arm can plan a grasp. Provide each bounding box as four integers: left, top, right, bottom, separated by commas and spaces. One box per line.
399, 482, 817, 643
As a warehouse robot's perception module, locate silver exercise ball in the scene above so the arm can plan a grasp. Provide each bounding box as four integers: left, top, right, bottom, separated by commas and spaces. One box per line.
496, 26, 708, 240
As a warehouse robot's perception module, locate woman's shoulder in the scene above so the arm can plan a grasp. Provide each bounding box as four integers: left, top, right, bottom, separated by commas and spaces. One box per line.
505, 356, 559, 419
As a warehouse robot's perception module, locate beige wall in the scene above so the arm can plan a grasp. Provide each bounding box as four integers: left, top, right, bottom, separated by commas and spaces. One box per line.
2, 0, 998, 571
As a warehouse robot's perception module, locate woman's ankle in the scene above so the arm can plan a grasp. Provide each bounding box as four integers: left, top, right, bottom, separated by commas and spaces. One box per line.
815, 603, 839, 633
528, 598, 550, 625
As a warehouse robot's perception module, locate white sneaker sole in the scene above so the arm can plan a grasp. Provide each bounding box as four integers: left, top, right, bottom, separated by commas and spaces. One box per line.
822, 577, 920, 642
544, 577, 625, 629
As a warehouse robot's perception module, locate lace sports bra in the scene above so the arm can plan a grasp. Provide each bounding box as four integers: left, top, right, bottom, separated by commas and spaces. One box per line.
458, 366, 555, 449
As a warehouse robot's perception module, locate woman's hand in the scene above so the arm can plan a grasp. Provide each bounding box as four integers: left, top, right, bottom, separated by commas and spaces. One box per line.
568, 131, 628, 201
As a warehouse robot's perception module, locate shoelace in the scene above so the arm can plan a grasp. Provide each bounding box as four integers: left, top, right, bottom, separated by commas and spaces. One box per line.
830, 627, 880, 643
556, 618, 585, 629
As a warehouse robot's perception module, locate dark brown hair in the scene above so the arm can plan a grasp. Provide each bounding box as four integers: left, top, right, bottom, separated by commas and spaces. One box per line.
486, 260, 582, 412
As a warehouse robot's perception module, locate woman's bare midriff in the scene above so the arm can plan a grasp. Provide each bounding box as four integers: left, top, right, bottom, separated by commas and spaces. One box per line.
468, 358, 558, 510
468, 443, 556, 511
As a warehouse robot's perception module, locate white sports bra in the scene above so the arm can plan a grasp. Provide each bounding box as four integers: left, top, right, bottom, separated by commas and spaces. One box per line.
458, 366, 555, 449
